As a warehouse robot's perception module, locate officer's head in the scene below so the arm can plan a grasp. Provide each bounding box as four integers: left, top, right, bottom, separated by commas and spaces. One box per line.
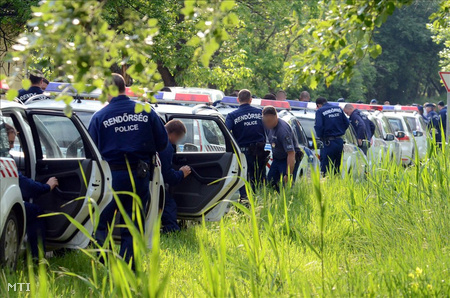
425, 103, 436, 113
238, 89, 252, 104
41, 78, 49, 91
165, 120, 187, 144
262, 106, 278, 129
106, 73, 126, 101
5, 123, 16, 150
384, 100, 390, 105
299, 91, 310, 102
438, 101, 445, 109
29, 73, 43, 86
315, 97, 327, 109
343, 104, 355, 116
276, 90, 286, 101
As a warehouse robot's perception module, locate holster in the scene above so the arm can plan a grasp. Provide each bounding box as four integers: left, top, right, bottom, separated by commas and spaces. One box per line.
136, 155, 155, 180
295, 150, 304, 162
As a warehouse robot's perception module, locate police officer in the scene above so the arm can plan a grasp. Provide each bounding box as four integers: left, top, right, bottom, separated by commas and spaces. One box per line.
160, 120, 191, 233
343, 104, 375, 155
225, 89, 267, 200
17, 73, 44, 103
262, 106, 302, 188
314, 97, 350, 175
6, 124, 58, 259
424, 103, 441, 143
438, 101, 447, 138
417, 105, 428, 125
88, 73, 168, 266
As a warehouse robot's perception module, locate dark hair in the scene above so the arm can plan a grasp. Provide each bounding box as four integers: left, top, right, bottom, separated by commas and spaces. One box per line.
300, 91, 310, 100
238, 89, 251, 102
165, 119, 187, 136
29, 74, 43, 85
110, 73, 126, 93
316, 97, 327, 105
438, 101, 445, 107
262, 93, 276, 100
262, 106, 277, 116
42, 78, 49, 84
160, 87, 171, 92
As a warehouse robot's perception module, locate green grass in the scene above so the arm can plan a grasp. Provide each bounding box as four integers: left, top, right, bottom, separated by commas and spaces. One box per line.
1, 146, 450, 297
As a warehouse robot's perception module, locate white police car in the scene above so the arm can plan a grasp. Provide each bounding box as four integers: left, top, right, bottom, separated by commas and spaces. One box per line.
399, 110, 428, 160
0, 113, 26, 268
215, 97, 320, 179
1, 99, 113, 254
25, 85, 245, 230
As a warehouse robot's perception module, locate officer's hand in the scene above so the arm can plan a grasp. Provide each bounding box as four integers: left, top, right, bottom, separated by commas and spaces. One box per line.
46, 177, 59, 190
180, 166, 191, 178
358, 139, 363, 146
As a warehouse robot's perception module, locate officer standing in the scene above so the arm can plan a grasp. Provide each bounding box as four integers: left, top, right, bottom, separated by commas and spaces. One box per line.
88, 73, 168, 266
314, 97, 350, 175
343, 104, 375, 155
262, 106, 302, 187
160, 120, 191, 233
438, 101, 447, 138
299, 91, 310, 102
17, 73, 44, 103
225, 89, 267, 200
424, 103, 441, 143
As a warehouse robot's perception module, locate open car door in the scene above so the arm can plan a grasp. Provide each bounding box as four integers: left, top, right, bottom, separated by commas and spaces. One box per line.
25, 110, 112, 249
166, 114, 246, 221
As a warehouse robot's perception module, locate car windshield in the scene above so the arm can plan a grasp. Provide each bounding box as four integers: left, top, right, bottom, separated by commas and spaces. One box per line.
388, 118, 405, 132
380, 116, 394, 135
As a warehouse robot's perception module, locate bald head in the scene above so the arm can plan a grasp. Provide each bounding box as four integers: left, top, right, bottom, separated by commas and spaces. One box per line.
343, 103, 355, 116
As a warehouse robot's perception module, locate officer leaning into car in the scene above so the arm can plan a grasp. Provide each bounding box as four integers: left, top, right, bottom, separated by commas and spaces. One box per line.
225, 89, 268, 201
343, 104, 375, 155
262, 106, 302, 189
424, 103, 441, 144
315, 97, 350, 175
88, 73, 168, 268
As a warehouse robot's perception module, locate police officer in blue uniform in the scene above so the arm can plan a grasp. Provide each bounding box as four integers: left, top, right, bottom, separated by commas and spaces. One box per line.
6, 124, 58, 258
438, 101, 447, 138
314, 97, 350, 175
160, 120, 191, 233
344, 104, 375, 155
17, 73, 44, 103
424, 103, 441, 143
262, 106, 302, 188
88, 74, 168, 266
225, 89, 267, 199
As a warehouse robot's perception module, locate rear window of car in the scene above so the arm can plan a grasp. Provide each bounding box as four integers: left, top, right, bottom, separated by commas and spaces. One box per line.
405, 116, 418, 131
388, 118, 404, 132
297, 118, 316, 140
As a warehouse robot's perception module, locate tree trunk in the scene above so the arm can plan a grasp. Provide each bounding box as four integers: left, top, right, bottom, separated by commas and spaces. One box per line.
157, 61, 176, 87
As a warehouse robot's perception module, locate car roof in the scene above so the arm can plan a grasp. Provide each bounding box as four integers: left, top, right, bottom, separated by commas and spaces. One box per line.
0, 100, 26, 111
291, 110, 315, 119
26, 99, 106, 112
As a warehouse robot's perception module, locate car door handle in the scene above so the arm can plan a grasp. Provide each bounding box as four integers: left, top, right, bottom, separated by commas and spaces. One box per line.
190, 168, 218, 184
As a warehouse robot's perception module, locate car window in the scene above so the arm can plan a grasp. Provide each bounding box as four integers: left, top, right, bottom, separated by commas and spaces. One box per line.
76, 111, 95, 128
379, 117, 393, 135
297, 118, 316, 140
370, 119, 382, 138
33, 114, 86, 159
388, 118, 404, 132
172, 118, 226, 152
289, 118, 308, 146
405, 117, 417, 131
0, 115, 29, 172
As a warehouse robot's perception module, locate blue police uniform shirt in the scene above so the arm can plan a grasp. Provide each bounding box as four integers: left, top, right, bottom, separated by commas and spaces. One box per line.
159, 142, 184, 186
427, 111, 440, 130
349, 109, 367, 140
265, 118, 300, 160
314, 103, 349, 139
225, 104, 265, 147
18, 172, 50, 202
17, 86, 43, 103
88, 95, 168, 165
439, 106, 447, 133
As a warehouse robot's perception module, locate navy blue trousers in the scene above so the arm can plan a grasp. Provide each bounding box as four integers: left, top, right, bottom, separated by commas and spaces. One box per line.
267, 157, 300, 188
239, 152, 267, 198
95, 170, 150, 264
24, 202, 45, 258
161, 191, 180, 233
320, 138, 344, 175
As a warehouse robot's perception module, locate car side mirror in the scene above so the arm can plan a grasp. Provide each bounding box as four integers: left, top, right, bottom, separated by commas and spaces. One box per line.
384, 133, 395, 141
413, 131, 423, 137
396, 131, 406, 139
317, 140, 324, 149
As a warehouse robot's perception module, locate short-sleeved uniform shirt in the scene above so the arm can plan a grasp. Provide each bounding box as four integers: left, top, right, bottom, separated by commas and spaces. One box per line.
265, 118, 300, 160
225, 104, 265, 147
17, 86, 43, 103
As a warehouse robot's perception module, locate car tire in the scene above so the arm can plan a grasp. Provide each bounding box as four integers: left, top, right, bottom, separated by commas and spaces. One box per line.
0, 210, 20, 269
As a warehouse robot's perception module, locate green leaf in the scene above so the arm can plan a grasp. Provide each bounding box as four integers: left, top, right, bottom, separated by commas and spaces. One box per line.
6, 89, 18, 101
147, 18, 158, 27
135, 103, 144, 113
220, 1, 235, 12
22, 79, 31, 90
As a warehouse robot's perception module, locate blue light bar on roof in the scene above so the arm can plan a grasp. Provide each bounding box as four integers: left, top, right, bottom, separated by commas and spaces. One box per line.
154, 92, 164, 99
382, 105, 395, 110
46, 82, 71, 92
221, 96, 239, 106
287, 100, 308, 109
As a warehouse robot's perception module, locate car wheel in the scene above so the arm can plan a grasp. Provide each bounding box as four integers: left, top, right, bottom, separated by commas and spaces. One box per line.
0, 211, 20, 269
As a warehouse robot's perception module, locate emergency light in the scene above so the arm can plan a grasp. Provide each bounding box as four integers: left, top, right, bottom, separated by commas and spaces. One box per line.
155, 91, 213, 105
0, 80, 10, 90
382, 105, 418, 112
220, 96, 290, 110
287, 100, 318, 110
45, 82, 102, 98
